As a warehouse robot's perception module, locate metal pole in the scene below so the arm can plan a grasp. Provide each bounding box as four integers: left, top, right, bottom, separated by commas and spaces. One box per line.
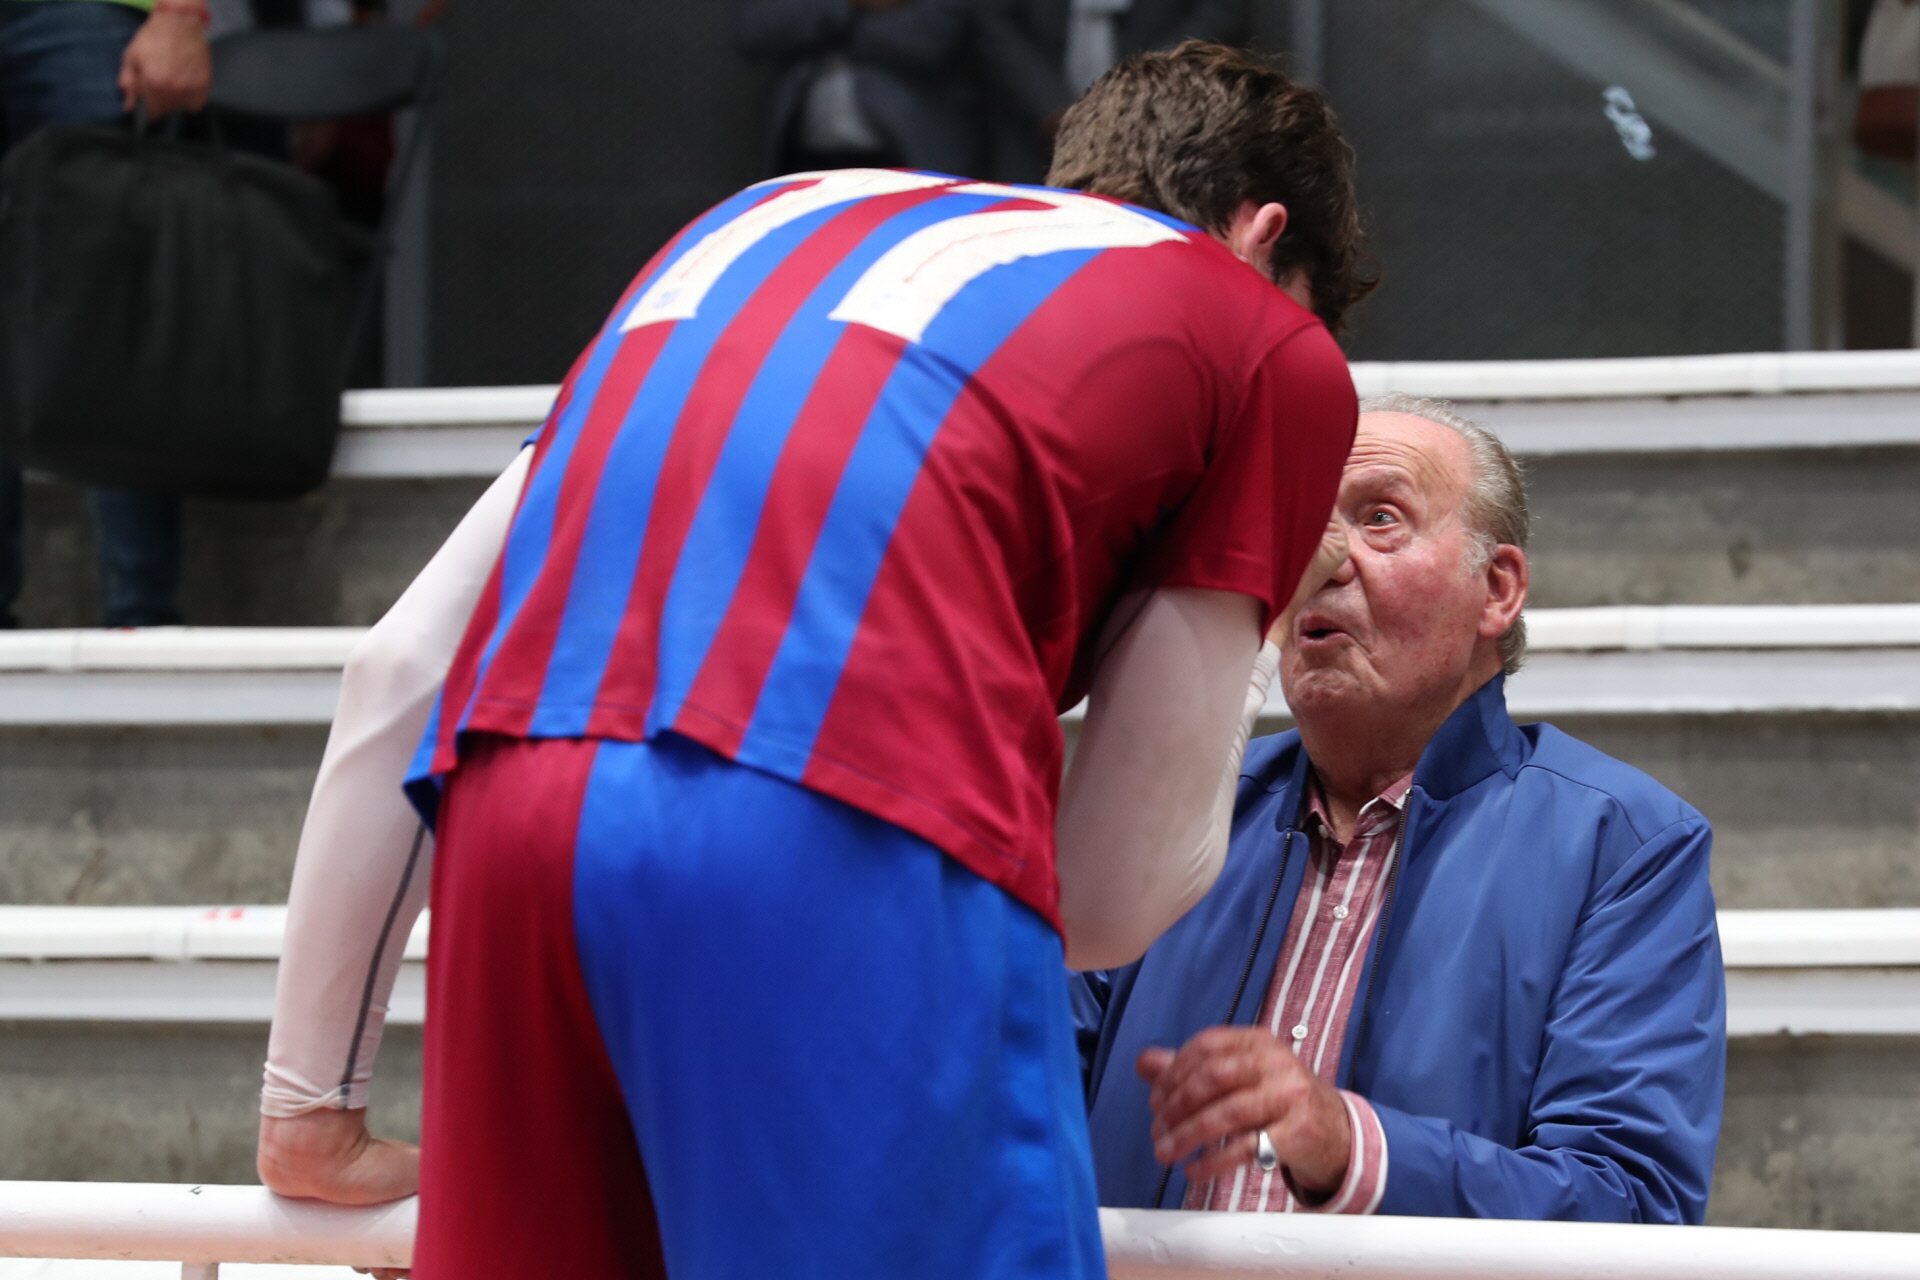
383, 114, 433, 388
383, 0, 435, 388
1912, 13, 1920, 348
1784, 0, 1843, 351
1288, 0, 1328, 86
180, 1264, 219, 1280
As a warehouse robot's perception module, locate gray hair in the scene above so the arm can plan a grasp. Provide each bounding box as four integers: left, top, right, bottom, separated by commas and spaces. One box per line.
1358, 392, 1530, 675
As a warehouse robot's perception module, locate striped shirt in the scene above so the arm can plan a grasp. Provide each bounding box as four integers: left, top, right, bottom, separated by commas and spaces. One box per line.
406, 168, 1355, 928
1187, 771, 1408, 1215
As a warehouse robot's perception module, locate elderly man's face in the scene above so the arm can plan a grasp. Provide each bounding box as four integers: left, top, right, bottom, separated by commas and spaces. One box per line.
1281, 412, 1500, 723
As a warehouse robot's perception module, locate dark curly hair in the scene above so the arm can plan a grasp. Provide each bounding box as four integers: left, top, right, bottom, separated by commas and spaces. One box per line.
1046, 41, 1377, 336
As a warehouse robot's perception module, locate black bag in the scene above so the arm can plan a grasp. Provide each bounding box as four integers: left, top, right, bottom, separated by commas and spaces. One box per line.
0, 121, 367, 499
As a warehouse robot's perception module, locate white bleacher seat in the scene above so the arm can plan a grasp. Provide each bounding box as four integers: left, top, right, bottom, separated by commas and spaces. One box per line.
1, 904, 1915, 1037
2, 605, 1919, 725
331, 351, 1920, 478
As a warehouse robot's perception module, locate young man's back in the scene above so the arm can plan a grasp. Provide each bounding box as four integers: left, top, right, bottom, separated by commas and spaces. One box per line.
414, 167, 1352, 922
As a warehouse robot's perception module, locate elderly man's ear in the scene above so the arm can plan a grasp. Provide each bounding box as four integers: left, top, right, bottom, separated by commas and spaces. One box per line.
1478, 545, 1529, 643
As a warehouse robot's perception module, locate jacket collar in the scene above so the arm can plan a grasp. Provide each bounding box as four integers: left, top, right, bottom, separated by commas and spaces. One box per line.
1255, 674, 1524, 809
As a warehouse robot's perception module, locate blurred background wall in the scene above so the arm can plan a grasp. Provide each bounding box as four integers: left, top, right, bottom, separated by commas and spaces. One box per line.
404, 0, 1917, 387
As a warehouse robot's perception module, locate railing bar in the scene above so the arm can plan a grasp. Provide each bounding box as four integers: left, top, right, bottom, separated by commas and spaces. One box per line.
3, 1184, 1919, 1276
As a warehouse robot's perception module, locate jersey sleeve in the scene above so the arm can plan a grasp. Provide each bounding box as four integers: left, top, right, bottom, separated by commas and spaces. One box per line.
1143, 322, 1356, 633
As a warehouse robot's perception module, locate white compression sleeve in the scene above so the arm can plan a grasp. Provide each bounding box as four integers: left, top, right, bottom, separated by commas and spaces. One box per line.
1055, 588, 1276, 972
260, 449, 531, 1117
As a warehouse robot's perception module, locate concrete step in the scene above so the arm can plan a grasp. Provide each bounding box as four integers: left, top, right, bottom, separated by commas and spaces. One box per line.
0, 906, 1915, 1231
1, 609, 1917, 909
13, 353, 1920, 627
6, 711, 1912, 912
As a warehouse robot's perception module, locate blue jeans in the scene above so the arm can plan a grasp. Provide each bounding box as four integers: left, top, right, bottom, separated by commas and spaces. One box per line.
0, 0, 182, 627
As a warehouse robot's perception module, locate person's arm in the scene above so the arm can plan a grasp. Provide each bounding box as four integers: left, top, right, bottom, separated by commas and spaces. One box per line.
1054, 587, 1264, 972
256, 449, 531, 1202
974, 0, 1076, 130
846, 0, 972, 73
731, 0, 853, 61
1055, 512, 1343, 974
1371, 818, 1726, 1223
118, 2, 212, 115
1056, 316, 1354, 973
1064, 618, 1282, 1083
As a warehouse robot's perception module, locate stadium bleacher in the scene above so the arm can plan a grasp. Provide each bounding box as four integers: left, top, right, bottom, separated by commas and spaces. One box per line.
3, 353, 1918, 1242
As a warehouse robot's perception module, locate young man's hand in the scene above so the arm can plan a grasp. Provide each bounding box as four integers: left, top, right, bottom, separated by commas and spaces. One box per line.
258, 1109, 419, 1204
259, 1110, 419, 1277
118, 8, 213, 116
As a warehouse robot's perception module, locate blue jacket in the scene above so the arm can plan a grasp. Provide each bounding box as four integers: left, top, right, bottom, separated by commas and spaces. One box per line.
1078, 677, 1726, 1222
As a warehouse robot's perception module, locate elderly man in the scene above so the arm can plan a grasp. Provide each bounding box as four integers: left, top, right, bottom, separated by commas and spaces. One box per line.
1078, 394, 1726, 1222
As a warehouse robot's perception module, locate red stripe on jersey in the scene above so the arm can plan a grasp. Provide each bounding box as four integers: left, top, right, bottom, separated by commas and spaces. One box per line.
584, 188, 949, 738
670, 326, 910, 755
795, 260, 1142, 925
467, 324, 675, 732
421, 343, 609, 781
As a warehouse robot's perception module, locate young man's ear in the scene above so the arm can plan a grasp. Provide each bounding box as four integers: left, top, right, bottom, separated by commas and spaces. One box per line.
1223, 200, 1289, 280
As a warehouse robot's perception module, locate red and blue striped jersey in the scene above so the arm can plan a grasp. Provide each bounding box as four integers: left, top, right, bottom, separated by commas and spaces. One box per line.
408, 169, 1355, 926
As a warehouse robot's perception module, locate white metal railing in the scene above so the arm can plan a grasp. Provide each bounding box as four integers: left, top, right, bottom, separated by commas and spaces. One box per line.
6, 604, 1920, 725
2, 905, 1917, 1036
3, 1184, 1919, 1279
0, 1183, 408, 1277
6, 905, 1916, 969
326, 352, 1920, 477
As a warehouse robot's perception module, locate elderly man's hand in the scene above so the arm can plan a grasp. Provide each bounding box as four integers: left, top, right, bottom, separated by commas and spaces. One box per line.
118, 8, 212, 116
1138, 1027, 1352, 1193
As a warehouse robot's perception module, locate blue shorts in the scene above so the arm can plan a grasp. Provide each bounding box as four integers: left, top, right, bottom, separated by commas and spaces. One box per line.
416, 730, 1106, 1280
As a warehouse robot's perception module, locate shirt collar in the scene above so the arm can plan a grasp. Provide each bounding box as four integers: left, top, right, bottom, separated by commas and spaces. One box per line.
1303, 769, 1415, 839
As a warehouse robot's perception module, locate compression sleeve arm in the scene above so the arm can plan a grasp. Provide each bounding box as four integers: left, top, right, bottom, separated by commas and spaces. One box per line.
1054, 587, 1275, 972
260, 448, 530, 1117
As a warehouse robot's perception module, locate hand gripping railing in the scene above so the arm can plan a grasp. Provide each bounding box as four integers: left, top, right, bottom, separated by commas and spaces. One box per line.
3, 1183, 1919, 1279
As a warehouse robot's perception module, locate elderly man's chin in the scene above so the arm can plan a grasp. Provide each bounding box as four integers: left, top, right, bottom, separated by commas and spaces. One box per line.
1278, 642, 1369, 720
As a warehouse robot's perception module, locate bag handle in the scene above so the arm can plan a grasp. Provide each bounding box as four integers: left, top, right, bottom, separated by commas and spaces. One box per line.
130, 101, 227, 150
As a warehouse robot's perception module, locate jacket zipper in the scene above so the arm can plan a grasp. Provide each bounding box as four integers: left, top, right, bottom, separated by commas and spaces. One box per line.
1343, 801, 1410, 1090
1151, 828, 1296, 1209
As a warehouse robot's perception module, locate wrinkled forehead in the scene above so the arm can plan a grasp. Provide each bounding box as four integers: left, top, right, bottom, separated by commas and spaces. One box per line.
1342, 411, 1474, 510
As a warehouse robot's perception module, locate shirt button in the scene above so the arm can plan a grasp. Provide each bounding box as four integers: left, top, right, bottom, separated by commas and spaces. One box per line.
1291, 1024, 1309, 1042
1332, 905, 1350, 921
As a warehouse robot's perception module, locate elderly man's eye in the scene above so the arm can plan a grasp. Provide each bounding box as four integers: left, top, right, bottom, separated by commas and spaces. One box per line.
1365, 508, 1398, 527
